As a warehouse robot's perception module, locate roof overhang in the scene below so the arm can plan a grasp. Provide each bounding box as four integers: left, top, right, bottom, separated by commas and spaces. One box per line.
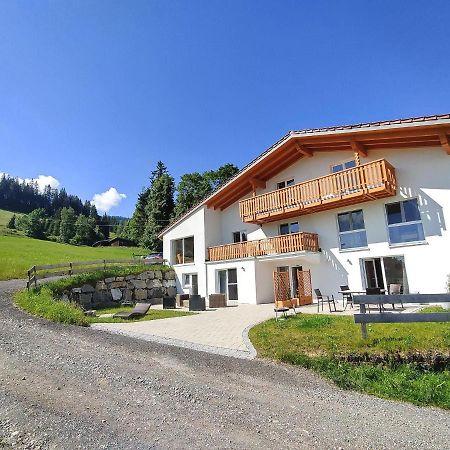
159, 114, 450, 237
206, 119, 450, 210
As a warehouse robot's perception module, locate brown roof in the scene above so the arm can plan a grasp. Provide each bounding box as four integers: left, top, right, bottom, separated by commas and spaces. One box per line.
159, 112, 450, 237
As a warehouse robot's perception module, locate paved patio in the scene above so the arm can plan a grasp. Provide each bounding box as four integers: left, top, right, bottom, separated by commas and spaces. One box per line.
92, 300, 422, 359
92, 303, 275, 358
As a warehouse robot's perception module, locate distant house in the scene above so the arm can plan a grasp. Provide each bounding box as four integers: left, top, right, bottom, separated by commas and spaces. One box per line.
158, 113, 450, 305
93, 237, 136, 247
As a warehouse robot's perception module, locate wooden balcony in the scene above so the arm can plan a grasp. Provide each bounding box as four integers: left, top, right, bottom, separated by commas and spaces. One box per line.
208, 232, 319, 262
239, 159, 396, 224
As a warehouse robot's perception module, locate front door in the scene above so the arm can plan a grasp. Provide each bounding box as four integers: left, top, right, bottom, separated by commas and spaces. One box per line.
218, 269, 238, 302
191, 274, 198, 295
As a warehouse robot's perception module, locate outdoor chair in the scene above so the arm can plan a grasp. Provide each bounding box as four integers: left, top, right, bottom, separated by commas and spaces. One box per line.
389, 283, 404, 308
163, 296, 176, 309
314, 289, 336, 313
189, 295, 206, 311
365, 287, 384, 312
340, 284, 353, 310
113, 302, 151, 319
274, 297, 296, 321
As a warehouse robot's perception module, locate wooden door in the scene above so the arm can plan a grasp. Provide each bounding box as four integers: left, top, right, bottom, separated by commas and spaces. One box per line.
296, 269, 312, 305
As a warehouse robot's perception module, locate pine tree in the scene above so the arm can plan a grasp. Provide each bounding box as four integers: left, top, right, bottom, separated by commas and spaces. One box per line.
141, 162, 175, 251
59, 207, 77, 243
6, 214, 16, 229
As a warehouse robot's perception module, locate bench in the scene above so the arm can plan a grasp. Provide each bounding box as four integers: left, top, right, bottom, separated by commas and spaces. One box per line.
353, 294, 450, 338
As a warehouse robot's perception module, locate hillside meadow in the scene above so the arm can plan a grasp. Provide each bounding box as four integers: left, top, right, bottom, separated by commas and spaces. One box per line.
0, 234, 144, 280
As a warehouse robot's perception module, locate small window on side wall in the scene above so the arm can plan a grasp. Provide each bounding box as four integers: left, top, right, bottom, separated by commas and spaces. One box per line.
279, 222, 299, 235
277, 178, 294, 190
337, 209, 367, 250
385, 199, 425, 245
331, 160, 356, 173
232, 231, 247, 243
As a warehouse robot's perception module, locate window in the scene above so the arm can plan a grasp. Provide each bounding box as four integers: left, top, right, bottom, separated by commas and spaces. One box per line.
279, 222, 299, 235
385, 199, 425, 245
337, 209, 367, 249
232, 231, 247, 243
172, 236, 195, 264
183, 273, 198, 294
331, 159, 356, 173
277, 178, 294, 189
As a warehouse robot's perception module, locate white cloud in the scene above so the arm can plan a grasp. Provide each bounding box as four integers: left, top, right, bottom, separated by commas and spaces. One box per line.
26, 175, 60, 192
92, 187, 127, 213
1, 172, 60, 193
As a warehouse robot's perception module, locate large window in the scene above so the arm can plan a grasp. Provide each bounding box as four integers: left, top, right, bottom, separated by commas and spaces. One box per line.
337, 209, 367, 250
172, 236, 194, 264
385, 199, 425, 245
279, 222, 299, 235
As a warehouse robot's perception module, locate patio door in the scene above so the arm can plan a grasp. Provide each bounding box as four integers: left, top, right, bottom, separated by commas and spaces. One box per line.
218, 269, 238, 301
362, 256, 409, 293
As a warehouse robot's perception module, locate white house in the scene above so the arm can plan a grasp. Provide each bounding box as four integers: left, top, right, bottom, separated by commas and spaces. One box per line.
160, 113, 450, 306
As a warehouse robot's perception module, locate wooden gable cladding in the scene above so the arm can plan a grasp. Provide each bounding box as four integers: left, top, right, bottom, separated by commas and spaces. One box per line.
205, 123, 450, 211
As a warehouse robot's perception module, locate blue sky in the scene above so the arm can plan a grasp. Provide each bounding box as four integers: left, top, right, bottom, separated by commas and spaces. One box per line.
1, 1, 449, 216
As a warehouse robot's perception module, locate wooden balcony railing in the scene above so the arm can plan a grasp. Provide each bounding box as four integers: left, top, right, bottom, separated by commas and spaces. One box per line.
208, 232, 319, 262
239, 159, 396, 224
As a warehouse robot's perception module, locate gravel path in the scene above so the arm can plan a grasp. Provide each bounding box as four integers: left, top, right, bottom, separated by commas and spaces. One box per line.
1, 279, 449, 449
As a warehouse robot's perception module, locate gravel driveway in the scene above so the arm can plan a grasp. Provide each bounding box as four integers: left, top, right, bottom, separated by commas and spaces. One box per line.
1, 279, 449, 449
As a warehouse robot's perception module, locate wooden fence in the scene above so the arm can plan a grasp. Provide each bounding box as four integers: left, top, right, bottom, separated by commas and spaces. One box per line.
353, 294, 450, 338
26, 258, 146, 290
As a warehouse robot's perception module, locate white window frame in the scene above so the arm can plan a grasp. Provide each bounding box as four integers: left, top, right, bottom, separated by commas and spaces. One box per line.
232, 230, 247, 243
337, 209, 368, 251
183, 273, 195, 288
276, 178, 295, 190
172, 236, 195, 265
384, 198, 425, 246
330, 159, 357, 173
279, 221, 299, 235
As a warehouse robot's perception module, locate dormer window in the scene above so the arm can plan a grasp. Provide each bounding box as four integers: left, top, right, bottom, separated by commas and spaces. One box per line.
277, 178, 294, 189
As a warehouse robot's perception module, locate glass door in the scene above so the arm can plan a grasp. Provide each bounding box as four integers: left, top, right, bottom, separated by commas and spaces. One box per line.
363, 258, 384, 289
362, 256, 408, 293
218, 269, 238, 301
191, 274, 198, 295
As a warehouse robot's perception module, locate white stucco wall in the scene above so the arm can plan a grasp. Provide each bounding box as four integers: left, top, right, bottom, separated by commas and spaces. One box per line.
162, 206, 208, 297
163, 145, 450, 304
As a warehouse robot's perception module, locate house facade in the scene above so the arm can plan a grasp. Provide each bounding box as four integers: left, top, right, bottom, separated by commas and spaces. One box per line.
160, 114, 450, 305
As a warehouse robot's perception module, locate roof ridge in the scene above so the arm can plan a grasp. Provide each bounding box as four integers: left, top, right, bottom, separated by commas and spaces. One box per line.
158, 112, 450, 237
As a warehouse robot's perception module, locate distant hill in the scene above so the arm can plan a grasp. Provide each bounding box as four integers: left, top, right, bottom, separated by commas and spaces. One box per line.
0, 209, 24, 237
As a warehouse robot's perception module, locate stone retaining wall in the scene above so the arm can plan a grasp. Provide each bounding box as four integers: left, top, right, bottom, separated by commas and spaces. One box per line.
64, 270, 176, 309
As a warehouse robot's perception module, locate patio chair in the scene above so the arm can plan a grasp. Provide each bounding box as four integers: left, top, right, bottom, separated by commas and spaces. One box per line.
340, 284, 353, 310
273, 298, 296, 321
365, 287, 384, 312
314, 289, 336, 313
389, 283, 404, 308
113, 302, 151, 319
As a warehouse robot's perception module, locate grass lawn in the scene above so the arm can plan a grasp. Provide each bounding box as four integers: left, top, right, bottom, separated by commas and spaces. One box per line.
0, 234, 144, 280
87, 305, 194, 324
0, 209, 24, 237
249, 314, 450, 409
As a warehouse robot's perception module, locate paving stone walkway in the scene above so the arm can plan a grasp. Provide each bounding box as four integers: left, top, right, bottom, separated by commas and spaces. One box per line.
92, 303, 275, 358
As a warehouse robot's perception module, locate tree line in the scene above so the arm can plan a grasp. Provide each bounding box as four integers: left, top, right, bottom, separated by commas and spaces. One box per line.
2, 161, 239, 249
2, 174, 120, 245
120, 161, 239, 251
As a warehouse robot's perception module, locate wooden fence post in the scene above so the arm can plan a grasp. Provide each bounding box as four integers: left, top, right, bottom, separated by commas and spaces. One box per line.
360, 303, 368, 339
69, 262, 72, 277
103, 259, 106, 271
